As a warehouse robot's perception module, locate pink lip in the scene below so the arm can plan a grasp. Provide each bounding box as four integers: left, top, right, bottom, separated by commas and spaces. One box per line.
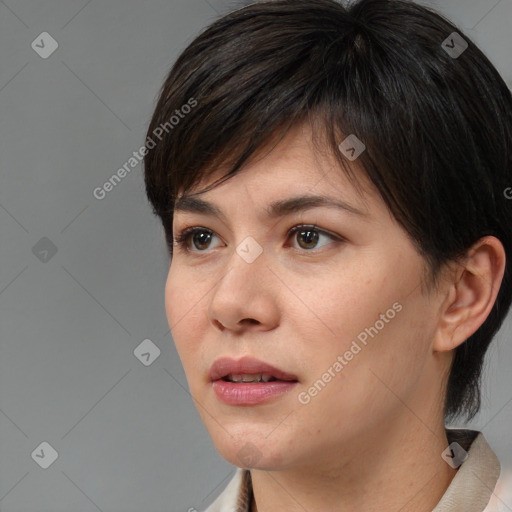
209, 356, 299, 406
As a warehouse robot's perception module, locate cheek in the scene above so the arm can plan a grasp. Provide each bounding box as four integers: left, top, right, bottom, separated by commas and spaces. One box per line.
164, 264, 204, 356
339, 289, 436, 417
297, 254, 432, 392
294, 298, 434, 441
295, 267, 393, 350
164, 265, 178, 326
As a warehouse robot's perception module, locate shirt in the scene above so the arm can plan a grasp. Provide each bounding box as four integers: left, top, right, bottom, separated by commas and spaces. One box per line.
203, 429, 512, 512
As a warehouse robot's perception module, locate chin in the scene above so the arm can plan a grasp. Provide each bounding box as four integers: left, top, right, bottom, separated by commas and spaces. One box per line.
212, 431, 293, 470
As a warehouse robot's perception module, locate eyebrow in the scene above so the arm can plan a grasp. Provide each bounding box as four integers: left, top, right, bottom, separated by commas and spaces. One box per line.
173, 194, 368, 221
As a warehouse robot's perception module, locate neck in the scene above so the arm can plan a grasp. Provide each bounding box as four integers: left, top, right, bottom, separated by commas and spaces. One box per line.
249, 417, 457, 512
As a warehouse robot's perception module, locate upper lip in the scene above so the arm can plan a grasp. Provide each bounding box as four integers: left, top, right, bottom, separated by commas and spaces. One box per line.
209, 356, 299, 382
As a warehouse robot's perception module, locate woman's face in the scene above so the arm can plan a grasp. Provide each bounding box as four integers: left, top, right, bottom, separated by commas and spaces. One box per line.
165, 122, 449, 471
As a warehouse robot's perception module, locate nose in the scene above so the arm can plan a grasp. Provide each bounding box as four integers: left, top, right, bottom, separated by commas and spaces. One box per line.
207, 247, 280, 333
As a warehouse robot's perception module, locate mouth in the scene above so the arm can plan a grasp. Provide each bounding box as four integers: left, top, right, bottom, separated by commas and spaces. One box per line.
209, 357, 299, 405
209, 356, 299, 383
222, 374, 280, 383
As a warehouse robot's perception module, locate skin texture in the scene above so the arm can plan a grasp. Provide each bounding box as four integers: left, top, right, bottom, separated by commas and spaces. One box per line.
165, 122, 506, 512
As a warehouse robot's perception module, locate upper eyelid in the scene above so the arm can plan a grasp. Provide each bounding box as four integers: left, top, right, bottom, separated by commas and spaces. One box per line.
174, 224, 336, 237
287, 224, 341, 240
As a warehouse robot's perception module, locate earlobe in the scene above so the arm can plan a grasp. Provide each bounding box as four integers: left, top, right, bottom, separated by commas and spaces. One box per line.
433, 236, 506, 353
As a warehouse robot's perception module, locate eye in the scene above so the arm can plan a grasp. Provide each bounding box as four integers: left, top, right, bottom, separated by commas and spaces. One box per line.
173, 227, 223, 252
174, 224, 341, 254
287, 224, 340, 251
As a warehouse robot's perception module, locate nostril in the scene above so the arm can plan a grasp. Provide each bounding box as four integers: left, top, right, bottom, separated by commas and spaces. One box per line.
213, 319, 225, 331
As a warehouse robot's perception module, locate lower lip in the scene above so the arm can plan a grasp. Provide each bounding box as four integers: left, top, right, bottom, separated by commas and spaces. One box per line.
212, 380, 298, 405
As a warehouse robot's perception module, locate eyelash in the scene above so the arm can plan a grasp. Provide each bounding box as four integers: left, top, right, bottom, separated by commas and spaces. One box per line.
173, 224, 342, 254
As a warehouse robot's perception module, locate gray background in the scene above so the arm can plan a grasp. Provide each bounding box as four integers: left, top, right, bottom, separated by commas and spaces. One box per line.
0, 0, 511, 511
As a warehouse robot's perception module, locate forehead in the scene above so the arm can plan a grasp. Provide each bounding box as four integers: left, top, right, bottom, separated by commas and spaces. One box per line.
175, 121, 376, 213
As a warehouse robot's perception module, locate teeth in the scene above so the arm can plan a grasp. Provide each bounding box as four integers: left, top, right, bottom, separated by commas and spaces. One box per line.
227, 374, 276, 383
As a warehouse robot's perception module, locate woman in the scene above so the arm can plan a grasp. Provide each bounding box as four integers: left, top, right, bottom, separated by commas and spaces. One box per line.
143, 0, 512, 510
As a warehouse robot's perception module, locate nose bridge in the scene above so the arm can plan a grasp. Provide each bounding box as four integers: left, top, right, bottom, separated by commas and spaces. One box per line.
235, 234, 265, 266
208, 238, 275, 329
217, 237, 267, 297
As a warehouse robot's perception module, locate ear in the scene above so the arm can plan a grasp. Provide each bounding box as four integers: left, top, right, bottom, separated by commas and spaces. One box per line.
433, 236, 506, 353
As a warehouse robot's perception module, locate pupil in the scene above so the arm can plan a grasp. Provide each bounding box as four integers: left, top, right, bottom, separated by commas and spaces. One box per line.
194, 232, 211, 249
299, 229, 318, 248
